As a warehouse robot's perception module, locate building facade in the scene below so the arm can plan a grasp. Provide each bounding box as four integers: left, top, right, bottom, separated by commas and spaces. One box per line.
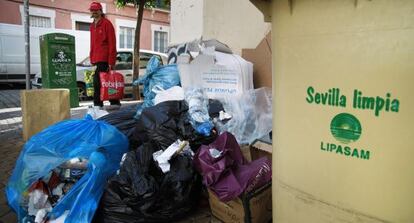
0, 0, 170, 53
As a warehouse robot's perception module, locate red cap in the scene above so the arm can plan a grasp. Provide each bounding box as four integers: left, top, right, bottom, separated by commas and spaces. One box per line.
89, 1, 103, 11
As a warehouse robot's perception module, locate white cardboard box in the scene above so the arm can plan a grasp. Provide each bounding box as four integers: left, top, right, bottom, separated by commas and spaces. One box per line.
178, 52, 253, 99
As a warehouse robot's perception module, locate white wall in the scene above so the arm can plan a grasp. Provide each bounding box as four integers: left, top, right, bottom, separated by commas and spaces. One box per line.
203, 0, 270, 55
170, 0, 203, 45
170, 0, 270, 55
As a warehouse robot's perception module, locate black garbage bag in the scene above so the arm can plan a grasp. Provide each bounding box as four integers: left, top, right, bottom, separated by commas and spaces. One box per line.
98, 104, 139, 139
94, 142, 202, 223
208, 99, 225, 119
132, 100, 217, 151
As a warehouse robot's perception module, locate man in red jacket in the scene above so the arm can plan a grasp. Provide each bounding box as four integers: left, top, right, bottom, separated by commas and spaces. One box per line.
89, 1, 121, 108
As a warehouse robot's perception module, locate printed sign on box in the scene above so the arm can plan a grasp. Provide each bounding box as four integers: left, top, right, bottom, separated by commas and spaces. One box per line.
178, 52, 253, 99
201, 67, 240, 96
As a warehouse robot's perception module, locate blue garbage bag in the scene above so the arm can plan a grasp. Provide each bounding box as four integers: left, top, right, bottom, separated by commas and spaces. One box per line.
5, 115, 129, 223
133, 56, 180, 119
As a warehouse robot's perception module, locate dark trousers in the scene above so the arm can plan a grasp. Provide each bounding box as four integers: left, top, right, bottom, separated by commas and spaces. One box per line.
93, 62, 121, 107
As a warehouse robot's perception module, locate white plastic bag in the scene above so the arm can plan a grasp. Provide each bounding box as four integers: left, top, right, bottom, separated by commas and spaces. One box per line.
153, 86, 185, 105
86, 106, 109, 120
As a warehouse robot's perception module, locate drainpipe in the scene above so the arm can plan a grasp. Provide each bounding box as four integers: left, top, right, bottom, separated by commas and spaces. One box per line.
24, 0, 31, 89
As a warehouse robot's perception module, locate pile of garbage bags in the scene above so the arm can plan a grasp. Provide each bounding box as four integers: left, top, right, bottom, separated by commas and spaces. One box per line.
93, 100, 217, 222
134, 38, 272, 145
6, 39, 273, 223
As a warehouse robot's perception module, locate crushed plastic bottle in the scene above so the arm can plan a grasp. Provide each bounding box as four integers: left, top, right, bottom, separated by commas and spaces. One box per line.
184, 88, 214, 136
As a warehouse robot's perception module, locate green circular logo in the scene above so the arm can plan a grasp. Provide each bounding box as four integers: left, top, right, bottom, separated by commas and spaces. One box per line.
330, 113, 362, 144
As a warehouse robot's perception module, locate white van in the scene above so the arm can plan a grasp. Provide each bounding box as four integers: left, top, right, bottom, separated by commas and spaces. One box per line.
0, 23, 89, 83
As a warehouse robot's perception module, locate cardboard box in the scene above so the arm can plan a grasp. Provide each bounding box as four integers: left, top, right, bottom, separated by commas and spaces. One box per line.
240, 144, 252, 162
242, 32, 272, 89
177, 52, 253, 99
250, 139, 272, 161
21, 89, 70, 141
208, 183, 272, 223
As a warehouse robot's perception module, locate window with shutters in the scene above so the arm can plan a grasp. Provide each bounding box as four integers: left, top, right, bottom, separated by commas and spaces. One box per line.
119, 26, 135, 49
29, 15, 51, 28
20, 5, 56, 28
153, 30, 168, 53
75, 21, 91, 31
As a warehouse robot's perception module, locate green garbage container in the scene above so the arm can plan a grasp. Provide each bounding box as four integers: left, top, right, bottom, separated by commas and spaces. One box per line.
40, 33, 79, 108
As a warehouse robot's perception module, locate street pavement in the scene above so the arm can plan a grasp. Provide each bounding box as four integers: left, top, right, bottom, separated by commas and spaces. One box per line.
0, 90, 20, 109
0, 97, 220, 223
0, 84, 24, 109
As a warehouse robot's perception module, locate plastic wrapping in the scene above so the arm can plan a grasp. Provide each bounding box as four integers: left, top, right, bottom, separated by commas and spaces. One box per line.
215, 87, 273, 145
133, 56, 181, 119
193, 132, 272, 202
6, 115, 129, 223
185, 88, 214, 136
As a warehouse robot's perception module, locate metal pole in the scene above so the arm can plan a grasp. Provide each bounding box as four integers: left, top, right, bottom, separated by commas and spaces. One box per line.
24, 0, 31, 89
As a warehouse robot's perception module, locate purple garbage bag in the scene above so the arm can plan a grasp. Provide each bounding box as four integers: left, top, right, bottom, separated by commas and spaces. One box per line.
193, 132, 272, 202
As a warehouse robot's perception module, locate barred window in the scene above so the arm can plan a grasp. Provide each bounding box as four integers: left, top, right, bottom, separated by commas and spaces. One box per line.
29, 15, 51, 28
